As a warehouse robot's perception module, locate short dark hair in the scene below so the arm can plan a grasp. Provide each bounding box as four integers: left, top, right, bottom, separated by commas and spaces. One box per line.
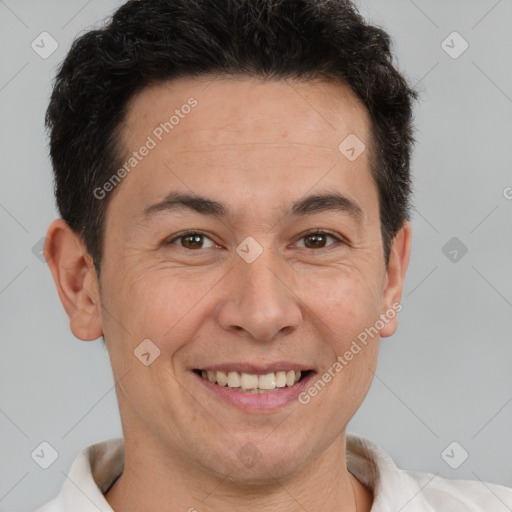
46, 0, 418, 275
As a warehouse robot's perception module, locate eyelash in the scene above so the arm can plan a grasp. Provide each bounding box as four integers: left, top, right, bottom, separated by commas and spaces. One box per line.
166, 230, 346, 251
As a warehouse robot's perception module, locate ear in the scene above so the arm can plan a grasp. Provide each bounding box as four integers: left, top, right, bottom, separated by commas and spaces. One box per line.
379, 221, 412, 338
44, 219, 103, 341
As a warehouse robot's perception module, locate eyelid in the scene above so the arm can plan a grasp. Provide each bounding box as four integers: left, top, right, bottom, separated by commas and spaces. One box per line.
165, 229, 348, 250
293, 229, 346, 249
166, 230, 217, 248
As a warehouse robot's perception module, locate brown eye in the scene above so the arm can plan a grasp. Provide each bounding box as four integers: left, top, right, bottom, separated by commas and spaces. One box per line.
296, 231, 341, 249
168, 232, 216, 250
181, 234, 204, 249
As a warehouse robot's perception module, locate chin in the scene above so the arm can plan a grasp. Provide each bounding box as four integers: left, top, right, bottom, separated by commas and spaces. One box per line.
196, 438, 306, 485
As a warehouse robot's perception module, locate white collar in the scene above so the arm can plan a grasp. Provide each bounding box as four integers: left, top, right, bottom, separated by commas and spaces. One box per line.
36, 432, 512, 511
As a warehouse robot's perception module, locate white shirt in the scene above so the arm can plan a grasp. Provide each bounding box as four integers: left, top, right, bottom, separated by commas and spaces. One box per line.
35, 432, 512, 511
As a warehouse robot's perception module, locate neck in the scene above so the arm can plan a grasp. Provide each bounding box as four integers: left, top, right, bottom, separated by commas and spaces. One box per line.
105, 429, 373, 512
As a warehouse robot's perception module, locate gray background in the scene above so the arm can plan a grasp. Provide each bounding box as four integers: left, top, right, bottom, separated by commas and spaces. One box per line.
1, 0, 511, 510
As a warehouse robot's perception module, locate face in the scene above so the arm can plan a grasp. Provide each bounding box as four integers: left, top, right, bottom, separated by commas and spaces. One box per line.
49, 76, 410, 484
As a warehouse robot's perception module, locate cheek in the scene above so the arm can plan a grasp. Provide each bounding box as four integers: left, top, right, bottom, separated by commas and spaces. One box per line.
106, 267, 216, 350
304, 276, 381, 414
301, 269, 383, 346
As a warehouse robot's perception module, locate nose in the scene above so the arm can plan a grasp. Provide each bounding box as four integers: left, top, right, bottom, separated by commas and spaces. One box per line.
216, 245, 303, 341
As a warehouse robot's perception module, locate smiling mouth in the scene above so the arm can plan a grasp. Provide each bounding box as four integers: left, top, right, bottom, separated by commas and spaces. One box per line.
193, 369, 313, 393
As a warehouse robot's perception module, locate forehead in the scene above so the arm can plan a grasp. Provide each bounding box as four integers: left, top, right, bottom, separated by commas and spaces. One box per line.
112, 76, 376, 225
122, 76, 371, 152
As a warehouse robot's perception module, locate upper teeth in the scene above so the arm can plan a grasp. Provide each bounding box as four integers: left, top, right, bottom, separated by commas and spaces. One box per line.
200, 370, 302, 390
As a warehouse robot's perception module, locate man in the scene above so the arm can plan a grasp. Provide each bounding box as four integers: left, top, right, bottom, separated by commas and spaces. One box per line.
38, 0, 512, 510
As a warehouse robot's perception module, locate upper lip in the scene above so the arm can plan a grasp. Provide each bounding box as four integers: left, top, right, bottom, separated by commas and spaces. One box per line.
195, 362, 313, 375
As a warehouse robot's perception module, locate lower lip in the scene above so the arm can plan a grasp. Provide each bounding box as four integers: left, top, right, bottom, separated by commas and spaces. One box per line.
193, 371, 315, 412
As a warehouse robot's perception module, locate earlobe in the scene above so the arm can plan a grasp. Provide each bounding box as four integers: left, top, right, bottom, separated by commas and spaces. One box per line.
45, 219, 103, 341
379, 221, 412, 338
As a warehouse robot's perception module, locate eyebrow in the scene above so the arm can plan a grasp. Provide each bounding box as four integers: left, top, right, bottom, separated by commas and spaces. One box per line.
142, 190, 363, 222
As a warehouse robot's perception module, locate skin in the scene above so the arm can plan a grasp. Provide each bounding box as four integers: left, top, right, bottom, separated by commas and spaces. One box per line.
45, 76, 411, 512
